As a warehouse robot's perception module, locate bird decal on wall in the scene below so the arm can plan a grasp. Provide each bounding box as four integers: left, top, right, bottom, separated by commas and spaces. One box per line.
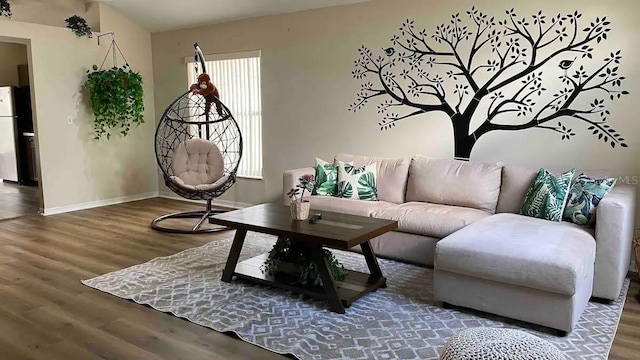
559, 57, 576, 76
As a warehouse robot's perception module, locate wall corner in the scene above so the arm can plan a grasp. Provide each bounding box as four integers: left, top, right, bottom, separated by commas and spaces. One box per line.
85, 1, 101, 33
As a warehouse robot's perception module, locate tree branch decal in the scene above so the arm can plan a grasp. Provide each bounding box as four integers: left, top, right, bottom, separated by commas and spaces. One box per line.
349, 7, 629, 159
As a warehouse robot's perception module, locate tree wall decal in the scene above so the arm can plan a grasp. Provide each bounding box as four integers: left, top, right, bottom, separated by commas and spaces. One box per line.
349, 7, 629, 159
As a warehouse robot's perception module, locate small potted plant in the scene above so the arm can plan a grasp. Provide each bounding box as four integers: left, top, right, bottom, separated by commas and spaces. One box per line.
287, 174, 315, 220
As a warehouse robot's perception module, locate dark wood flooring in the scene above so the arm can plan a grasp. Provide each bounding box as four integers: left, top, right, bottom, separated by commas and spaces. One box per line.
0, 181, 40, 221
0, 197, 637, 359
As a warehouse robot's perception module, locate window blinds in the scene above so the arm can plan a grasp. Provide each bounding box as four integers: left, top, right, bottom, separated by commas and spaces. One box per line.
187, 54, 262, 178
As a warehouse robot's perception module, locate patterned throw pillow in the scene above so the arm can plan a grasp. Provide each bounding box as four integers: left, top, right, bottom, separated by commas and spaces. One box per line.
336, 161, 378, 201
312, 158, 338, 196
519, 168, 576, 222
563, 174, 617, 226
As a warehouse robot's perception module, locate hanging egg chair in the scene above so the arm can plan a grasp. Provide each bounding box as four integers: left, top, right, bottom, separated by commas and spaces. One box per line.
152, 43, 242, 233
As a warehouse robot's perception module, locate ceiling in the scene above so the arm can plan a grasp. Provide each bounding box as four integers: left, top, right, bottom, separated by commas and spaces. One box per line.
97, 0, 370, 33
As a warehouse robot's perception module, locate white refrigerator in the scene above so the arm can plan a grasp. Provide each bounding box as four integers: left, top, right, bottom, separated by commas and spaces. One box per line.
0, 87, 18, 182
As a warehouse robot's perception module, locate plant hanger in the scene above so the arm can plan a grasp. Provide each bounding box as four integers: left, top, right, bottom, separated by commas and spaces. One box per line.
97, 32, 130, 70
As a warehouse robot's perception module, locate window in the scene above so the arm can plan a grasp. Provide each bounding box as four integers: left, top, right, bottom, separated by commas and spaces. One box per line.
187, 51, 263, 179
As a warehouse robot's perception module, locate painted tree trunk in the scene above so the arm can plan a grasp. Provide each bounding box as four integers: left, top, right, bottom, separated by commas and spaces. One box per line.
452, 117, 476, 161
453, 137, 475, 160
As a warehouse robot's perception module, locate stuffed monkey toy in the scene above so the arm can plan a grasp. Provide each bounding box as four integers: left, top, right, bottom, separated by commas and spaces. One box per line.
190, 73, 223, 117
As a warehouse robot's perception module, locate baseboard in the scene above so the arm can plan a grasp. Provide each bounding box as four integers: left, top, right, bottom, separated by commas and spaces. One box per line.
158, 194, 253, 209
42, 191, 160, 216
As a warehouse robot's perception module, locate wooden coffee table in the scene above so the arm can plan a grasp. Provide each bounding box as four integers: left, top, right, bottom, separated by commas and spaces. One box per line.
210, 203, 398, 313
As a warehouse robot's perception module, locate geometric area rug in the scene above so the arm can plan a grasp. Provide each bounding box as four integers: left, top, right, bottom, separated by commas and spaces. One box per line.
82, 232, 629, 360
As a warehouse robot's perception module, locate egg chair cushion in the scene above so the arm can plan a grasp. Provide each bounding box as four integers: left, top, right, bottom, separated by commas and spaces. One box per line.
170, 174, 230, 191
170, 138, 225, 189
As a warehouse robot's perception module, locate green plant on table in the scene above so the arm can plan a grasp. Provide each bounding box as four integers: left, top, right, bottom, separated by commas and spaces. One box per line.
85, 64, 144, 140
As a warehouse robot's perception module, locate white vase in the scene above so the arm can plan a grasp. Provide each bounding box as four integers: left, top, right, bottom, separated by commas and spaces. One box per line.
290, 200, 310, 220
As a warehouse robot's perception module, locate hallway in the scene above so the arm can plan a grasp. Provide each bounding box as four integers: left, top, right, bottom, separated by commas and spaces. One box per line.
0, 181, 39, 220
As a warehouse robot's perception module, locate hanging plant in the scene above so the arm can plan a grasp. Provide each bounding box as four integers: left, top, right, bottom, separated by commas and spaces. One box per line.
85, 63, 144, 140
65, 15, 92, 38
0, 0, 11, 18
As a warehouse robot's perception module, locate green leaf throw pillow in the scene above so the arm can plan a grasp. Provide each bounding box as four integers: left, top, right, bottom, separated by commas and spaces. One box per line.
562, 174, 617, 226
312, 158, 339, 196
336, 161, 378, 201
519, 168, 576, 222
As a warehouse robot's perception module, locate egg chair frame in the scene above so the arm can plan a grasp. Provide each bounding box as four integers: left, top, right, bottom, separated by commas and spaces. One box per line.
151, 43, 243, 234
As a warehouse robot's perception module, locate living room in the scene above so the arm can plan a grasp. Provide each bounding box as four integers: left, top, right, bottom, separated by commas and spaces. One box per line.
0, 0, 639, 359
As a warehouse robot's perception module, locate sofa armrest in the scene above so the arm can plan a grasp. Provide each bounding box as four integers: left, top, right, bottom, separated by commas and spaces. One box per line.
593, 184, 636, 300
283, 167, 315, 205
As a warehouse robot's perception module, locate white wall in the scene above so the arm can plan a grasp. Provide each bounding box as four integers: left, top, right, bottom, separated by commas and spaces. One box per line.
151, 0, 640, 208
0, 3, 158, 211
7, 0, 87, 28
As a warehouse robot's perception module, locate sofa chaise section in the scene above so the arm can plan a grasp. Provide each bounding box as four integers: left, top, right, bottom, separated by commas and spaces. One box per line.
434, 213, 595, 333
495, 164, 635, 302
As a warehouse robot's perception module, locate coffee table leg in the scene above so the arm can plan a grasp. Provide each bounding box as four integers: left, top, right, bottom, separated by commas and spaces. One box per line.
309, 244, 345, 314
221, 229, 247, 282
360, 241, 385, 286
360, 241, 383, 277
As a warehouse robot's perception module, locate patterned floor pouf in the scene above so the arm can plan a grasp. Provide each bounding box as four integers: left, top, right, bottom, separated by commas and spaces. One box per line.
440, 327, 567, 360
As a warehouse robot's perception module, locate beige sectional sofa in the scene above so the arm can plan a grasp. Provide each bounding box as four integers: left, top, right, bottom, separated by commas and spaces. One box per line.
283, 153, 636, 334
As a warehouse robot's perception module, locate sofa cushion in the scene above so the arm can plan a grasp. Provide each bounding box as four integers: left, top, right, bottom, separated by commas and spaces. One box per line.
334, 154, 410, 204
563, 174, 617, 226
519, 168, 575, 222
307, 196, 395, 217
172, 138, 225, 186
435, 213, 596, 296
371, 202, 491, 238
312, 158, 339, 196
406, 155, 503, 213
336, 161, 378, 201
496, 164, 539, 214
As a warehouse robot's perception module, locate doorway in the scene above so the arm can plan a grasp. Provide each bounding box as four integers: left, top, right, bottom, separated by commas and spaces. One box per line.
0, 41, 40, 220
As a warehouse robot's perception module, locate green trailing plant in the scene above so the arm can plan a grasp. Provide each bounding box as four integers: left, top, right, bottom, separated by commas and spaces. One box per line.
0, 0, 11, 18
262, 237, 347, 286
85, 64, 144, 140
65, 15, 92, 38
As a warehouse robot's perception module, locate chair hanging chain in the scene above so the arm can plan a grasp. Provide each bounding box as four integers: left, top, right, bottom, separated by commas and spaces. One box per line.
97, 32, 130, 70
